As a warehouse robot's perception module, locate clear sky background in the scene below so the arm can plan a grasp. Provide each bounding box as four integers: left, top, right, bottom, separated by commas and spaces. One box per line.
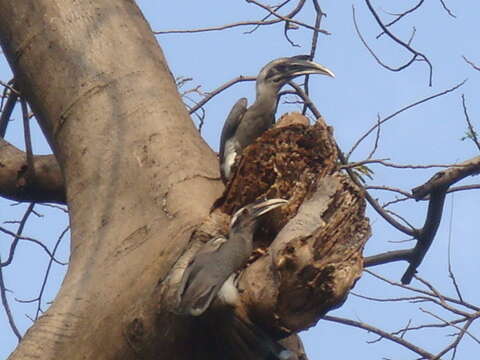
1, 1, 479, 359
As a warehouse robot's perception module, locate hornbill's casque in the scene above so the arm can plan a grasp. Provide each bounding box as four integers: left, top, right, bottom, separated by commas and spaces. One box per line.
219, 55, 335, 181
176, 199, 293, 359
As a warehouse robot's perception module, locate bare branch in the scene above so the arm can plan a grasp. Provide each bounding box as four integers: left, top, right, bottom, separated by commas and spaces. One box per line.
154, 0, 321, 35
366, 270, 480, 312
0, 79, 20, 95
364, 249, 412, 267
401, 190, 446, 284
246, 0, 329, 34
0, 81, 17, 138
366, 185, 414, 199
354, 1, 433, 85
376, 0, 425, 39
342, 159, 467, 171
0, 138, 65, 204
14, 226, 70, 320
21, 99, 35, 182
434, 318, 476, 359
347, 80, 466, 159
0, 223, 67, 267
0, 203, 35, 267
0, 255, 22, 341
446, 194, 464, 303
411, 156, 480, 199
438, 0, 456, 18
401, 156, 480, 283
244, 0, 292, 34
188, 76, 256, 115
460, 94, 480, 151
463, 55, 480, 71
323, 315, 436, 359
302, 0, 325, 115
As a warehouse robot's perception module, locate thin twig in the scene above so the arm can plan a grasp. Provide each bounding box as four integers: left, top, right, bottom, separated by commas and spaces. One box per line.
0, 255, 22, 341
31, 226, 70, 319
189, 76, 256, 115
246, 0, 329, 34
0, 81, 18, 138
0, 204, 35, 267
21, 99, 35, 182
155, 0, 312, 34
301, 0, 325, 114
365, 270, 480, 311
462, 55, 480, 71
438, 0, 456, 18
347, 80, 466, 159
0, 80, 20, 95
0, 224, 67, 267
244, 0, 292, 34
460, 94, 480, 151
366, 114, 381, 159
354, 2, 433, 85
376, 0, 425, 39
323, 315, 436, 359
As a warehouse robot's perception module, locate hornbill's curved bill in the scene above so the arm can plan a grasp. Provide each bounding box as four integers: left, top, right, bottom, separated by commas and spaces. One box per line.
219, 55, 335, 181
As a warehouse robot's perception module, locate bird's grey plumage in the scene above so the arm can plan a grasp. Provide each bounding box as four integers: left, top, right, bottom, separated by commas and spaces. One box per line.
176, 198, 288, 316
177, 198, 294, 360
219, 98, 248, 180
219, 55, 335, 181
223, 314, 298, 360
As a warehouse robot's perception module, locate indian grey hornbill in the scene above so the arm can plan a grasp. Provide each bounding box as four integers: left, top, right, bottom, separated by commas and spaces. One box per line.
219, 55, 335, 181
176, 198, 294, 359
177, 198, 288, 315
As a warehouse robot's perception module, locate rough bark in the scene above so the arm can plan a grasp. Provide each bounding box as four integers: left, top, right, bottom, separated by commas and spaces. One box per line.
0, 138, 65, 203
1, 1, 222, 359
0, 1, 370, 359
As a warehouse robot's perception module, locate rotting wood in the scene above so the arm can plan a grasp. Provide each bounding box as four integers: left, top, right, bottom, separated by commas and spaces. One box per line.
161, 113, 370, 359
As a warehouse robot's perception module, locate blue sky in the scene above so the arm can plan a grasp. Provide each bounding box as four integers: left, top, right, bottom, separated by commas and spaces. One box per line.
1, 1, 479, 359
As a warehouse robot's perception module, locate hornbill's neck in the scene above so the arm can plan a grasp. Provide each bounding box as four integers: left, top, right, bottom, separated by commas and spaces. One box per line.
252, 82, 281, 117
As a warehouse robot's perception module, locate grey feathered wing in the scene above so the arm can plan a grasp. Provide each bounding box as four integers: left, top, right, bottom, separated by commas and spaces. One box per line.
176, 236, 228, 316
219, 97, 248, 181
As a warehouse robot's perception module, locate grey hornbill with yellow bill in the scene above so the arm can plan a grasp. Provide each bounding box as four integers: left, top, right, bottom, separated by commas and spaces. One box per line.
219, 55, 335, 181
176, 199, 294, 359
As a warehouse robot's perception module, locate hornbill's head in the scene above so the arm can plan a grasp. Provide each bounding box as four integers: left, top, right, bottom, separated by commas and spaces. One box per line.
229, 198, 288, 234
256, 55, 335, 94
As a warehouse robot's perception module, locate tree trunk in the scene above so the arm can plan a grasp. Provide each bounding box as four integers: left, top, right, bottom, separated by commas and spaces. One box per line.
0, 1, 370, 359
1, 1, 222, 358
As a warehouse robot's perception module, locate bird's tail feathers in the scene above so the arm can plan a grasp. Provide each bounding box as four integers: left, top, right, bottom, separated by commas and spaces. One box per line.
218, 313, 298, 360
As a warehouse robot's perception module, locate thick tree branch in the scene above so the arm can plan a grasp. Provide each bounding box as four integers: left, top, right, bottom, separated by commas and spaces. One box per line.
411, 156, 480, 199
0, 138, 65, 203
401, 156, 480, 283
